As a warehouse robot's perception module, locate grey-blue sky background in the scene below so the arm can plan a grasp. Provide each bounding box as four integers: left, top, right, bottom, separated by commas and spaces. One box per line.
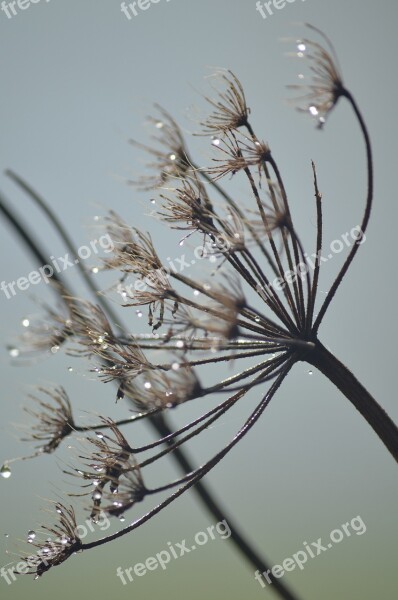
0, 1, 397, 599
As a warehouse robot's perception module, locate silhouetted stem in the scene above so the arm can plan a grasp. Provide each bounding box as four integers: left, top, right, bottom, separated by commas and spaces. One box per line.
313, 90, 373, 333
308, 342, 398, 462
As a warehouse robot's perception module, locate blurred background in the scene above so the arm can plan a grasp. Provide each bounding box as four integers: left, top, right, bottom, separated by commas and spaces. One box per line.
0, 1, 397, 599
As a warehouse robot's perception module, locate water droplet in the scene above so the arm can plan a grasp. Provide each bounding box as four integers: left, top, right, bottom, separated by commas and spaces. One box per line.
0, 464, 11, 479
68, 367, 73, 373
96, 432, 104, 439
27, 531, 36, 542
8, 347, 20, 358
166, 402, 175, 409
4, 533, 9, 538
93, 215, 100, 222
179, 240, 184, 246
176, 340, 185, 349
92, 490, 102, 500
92, 479, 101, 486
155, 121, 164, 129
211, 137, 221, 146
255, 316, 260, 323
119, 515, 126, 523
136, 310, 143, 318
298, 73, 305, 80
308, 370, 313, 376
193, 290, 200, 296
150, 198, 156, 204
113, 501, 123, 508
169, 153, 176, 161
92, 267, 99, 274
297, 42, 306, 52
172, 362, 180, 371
22, 318, 30, 327
56, 505, 63, 514
144, 381, 152, 389
60, 537, 69, 545
309, 106, 319, 116
51, 345, 60, 354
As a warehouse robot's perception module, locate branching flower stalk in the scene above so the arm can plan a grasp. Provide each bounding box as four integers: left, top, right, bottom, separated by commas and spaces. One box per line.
1, 25, 397, 599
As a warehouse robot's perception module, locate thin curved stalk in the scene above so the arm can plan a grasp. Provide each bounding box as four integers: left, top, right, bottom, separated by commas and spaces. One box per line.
313, 90, 373, 333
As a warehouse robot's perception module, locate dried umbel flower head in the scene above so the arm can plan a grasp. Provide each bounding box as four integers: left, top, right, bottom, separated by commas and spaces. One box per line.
21, 386, 75, 454
129, 105, 192, 189
19, 504, 82, 578
286, 24, 345, 127
69, 419, 147, 519
65, 296, 116, 356
205, 131, 270, 181
122, 367, 202, 412
199, 70, 250, 134
8, 301, 73, 359
101, 211, 163, 277
158, 174, 216, 241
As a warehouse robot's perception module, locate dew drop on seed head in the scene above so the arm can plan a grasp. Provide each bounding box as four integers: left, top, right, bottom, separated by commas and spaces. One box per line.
51, 345, 60, 354
8, 347, 19, 358
92, 490, 102, 500
92, 267, 99, 274
172, 362, 180, 371
0, 464, 11, 479
155, 121, 164, 129
169, 153, 176, 161
96, 432, 104, 439
136, 310, 143, 318
144, 382, 152, 389
176, 340, 185, 349
27, 531, 36, 542
309, 106, 319, 116
22, 319, 30, 327
93, 215, 100, 222
211, 137, 221, 146
150, 198, 156, 204
308, 370, 313, 376
119, 515, 126, 523
68, 367, 73, 372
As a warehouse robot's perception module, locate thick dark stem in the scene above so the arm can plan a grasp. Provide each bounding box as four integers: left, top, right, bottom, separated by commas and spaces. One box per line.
307, 342, 398, 462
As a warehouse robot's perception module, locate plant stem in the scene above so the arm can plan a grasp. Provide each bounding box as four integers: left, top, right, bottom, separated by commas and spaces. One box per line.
307, 342, 398, 462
